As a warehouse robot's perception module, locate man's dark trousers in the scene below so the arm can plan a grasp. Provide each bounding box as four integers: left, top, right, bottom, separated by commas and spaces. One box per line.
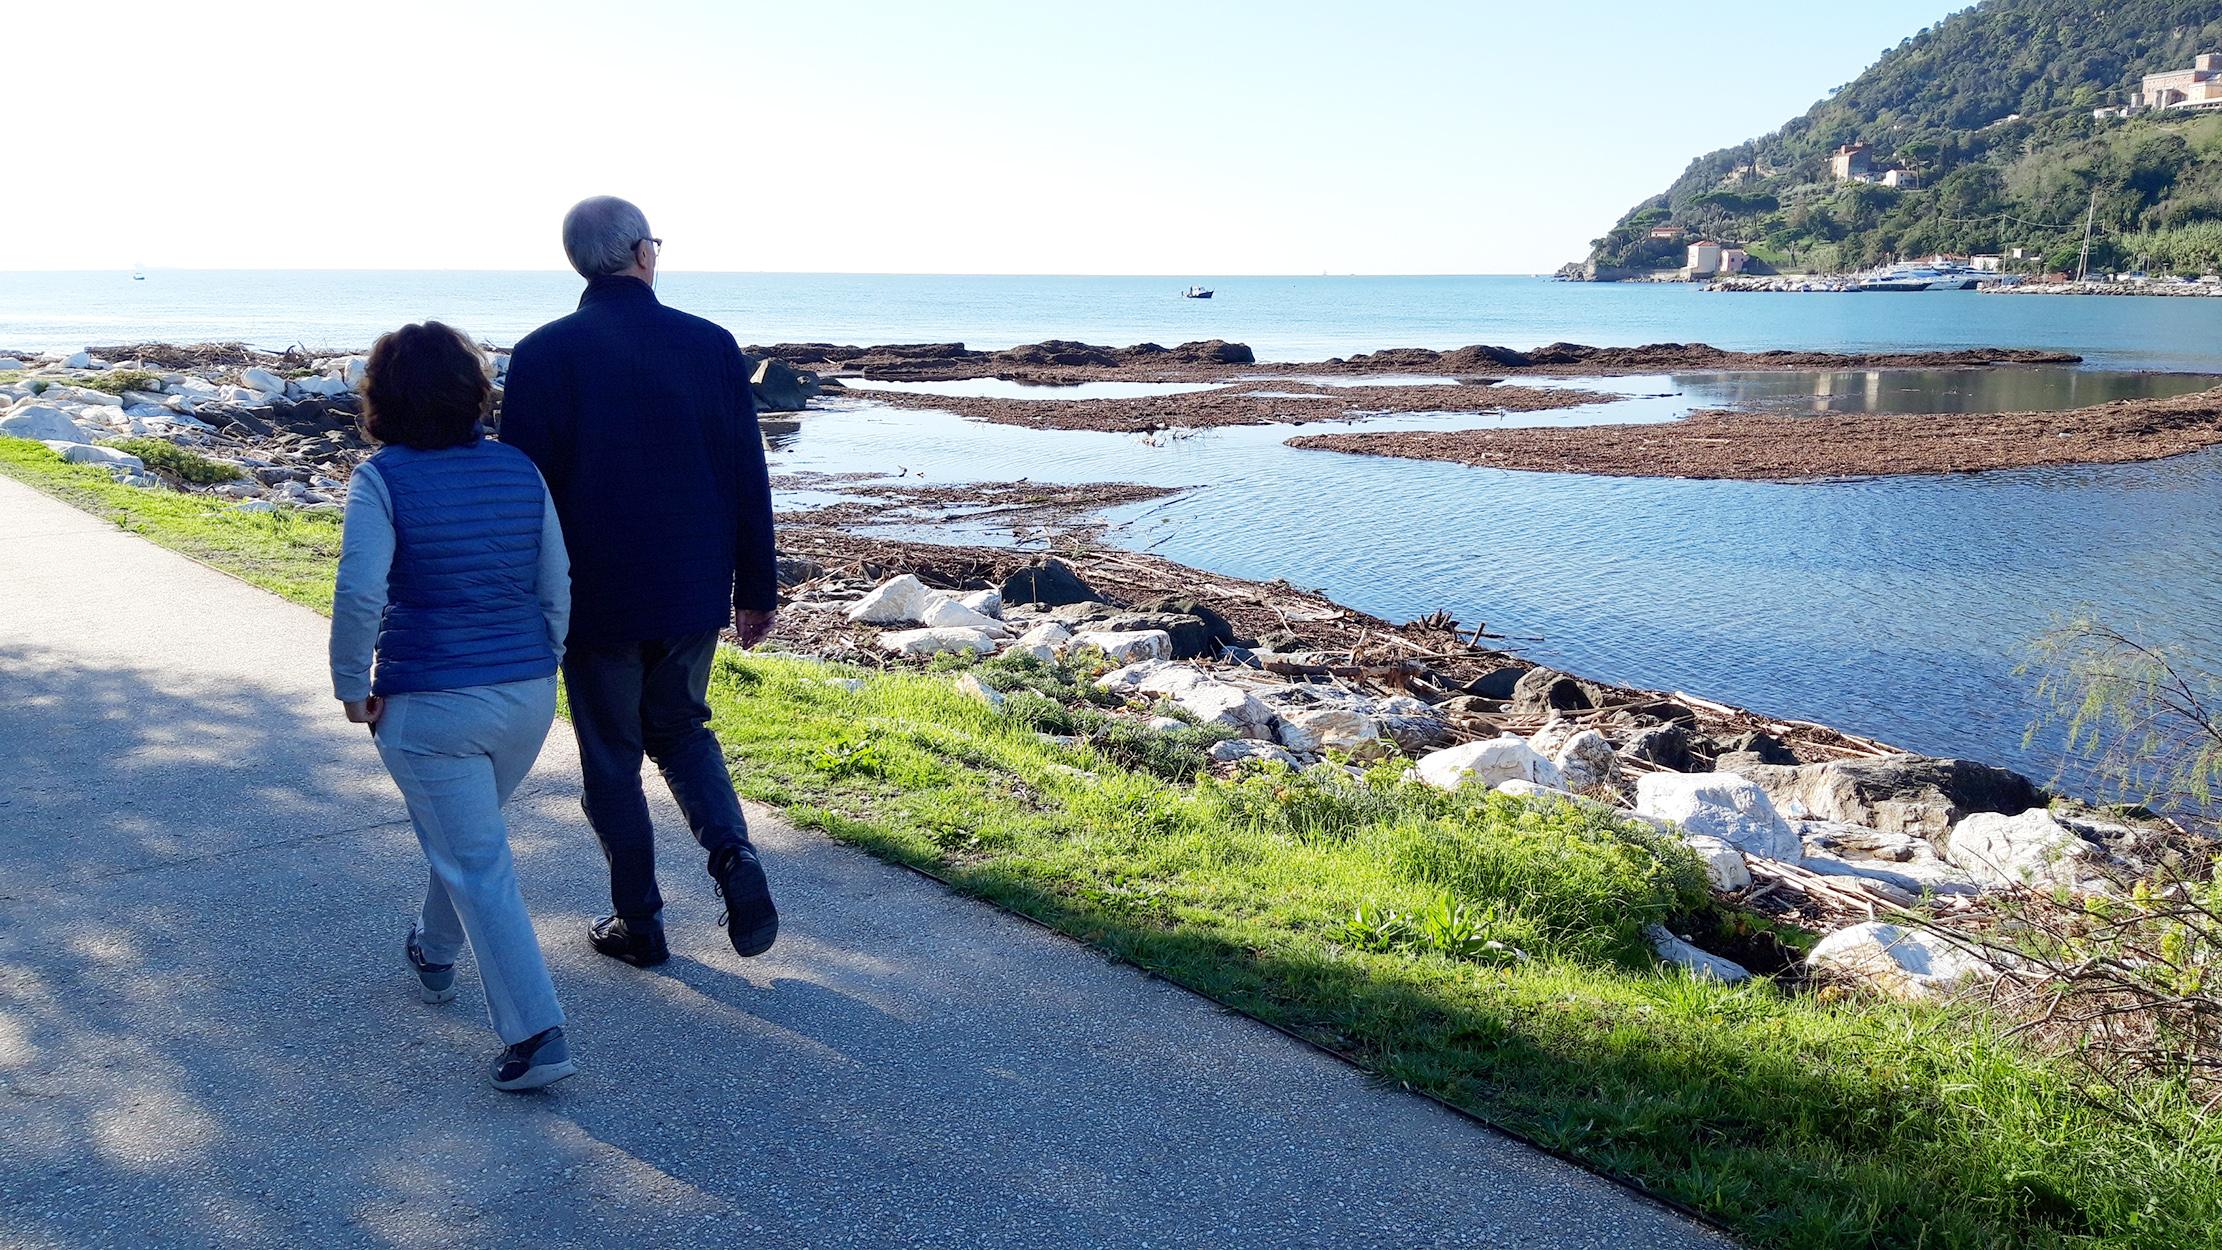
563, 630, 750, 921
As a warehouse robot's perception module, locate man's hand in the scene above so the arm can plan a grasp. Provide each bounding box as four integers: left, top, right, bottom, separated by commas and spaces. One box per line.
735, 607, 779, 649
343, 696, 385, 726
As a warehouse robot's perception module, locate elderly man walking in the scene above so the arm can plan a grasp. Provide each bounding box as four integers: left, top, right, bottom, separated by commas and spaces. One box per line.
500, 196, 780, 967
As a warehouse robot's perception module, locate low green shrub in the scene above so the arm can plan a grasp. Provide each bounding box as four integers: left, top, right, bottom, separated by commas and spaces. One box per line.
106, 438, 245, 485
70, 369, 161, 395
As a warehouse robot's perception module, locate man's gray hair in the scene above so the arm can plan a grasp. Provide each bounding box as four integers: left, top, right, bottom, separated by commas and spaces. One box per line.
561, 196, 653, 278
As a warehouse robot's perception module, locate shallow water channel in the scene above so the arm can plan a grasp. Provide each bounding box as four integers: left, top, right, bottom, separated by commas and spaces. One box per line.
769, 369, 2222, 796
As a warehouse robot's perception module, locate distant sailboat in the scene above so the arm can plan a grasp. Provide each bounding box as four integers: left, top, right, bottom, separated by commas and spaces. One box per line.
131, 262, 145, 281
1181, 284, 1213, 299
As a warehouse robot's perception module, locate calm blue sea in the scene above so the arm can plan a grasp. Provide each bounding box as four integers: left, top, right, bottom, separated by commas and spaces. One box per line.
6, 269, 2219, 793
8, 270, 2222, 371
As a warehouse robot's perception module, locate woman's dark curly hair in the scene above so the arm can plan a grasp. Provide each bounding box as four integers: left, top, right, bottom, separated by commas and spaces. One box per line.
360, 321, 490, 450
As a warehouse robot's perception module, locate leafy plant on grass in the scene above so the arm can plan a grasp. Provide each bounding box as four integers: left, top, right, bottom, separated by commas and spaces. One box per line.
105, 438, 245, 485
810, 730, 884, 778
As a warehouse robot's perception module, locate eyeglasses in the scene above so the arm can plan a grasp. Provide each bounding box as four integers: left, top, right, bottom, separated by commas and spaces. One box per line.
638, 237, 663, 255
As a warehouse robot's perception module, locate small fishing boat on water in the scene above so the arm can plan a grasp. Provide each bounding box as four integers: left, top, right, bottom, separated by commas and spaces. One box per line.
1182, 285, 1213, 299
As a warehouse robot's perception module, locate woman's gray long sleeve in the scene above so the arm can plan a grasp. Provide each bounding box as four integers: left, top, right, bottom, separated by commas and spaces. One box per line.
329, 464, 394, 701
536, 483, 571, 664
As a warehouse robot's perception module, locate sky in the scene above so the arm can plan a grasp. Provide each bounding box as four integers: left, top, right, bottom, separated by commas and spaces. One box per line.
2, 0, 1968, 275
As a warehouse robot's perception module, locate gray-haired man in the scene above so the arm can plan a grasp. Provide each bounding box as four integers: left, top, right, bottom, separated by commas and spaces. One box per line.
500, 196, 780, 967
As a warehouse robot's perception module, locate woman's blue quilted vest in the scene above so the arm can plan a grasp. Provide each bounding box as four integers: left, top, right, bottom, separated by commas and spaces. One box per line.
368, 438, 558, 696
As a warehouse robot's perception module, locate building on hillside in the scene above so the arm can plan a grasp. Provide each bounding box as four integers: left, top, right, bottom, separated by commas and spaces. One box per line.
1829, 143, 1873, 180
1647, 224, 1688, 240
1879, 168, 1918, 189
1719, 247, 1749, 275
1969, 254, 2002, 272
2135, 53, 2222, 111
1686, 240, 1724, 276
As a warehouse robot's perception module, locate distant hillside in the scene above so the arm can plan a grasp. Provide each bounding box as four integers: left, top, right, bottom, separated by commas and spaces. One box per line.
1583, 0, 2222, 278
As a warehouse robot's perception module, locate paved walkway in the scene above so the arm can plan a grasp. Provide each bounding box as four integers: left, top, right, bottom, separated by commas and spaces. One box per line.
0, 472, 1730, 1250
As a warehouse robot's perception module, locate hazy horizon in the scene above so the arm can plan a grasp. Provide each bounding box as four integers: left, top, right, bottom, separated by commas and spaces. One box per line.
4, 0, 1967, 276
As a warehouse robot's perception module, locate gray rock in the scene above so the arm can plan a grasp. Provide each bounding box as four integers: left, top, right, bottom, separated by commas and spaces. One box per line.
1463, 666, 1530, 699
1209, 738, 1299, 768
1510, 667, 1603, 716
750, 357, 820, 412
999, 558, 1099, 607
1642, 923, 1750, 983
1738, 754, 2043, 841
1620, 723, 1694, 772
1099, 611, 1214, 660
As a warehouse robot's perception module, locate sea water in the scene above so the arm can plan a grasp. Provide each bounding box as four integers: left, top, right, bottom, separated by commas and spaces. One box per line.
8, 269, 2221, 792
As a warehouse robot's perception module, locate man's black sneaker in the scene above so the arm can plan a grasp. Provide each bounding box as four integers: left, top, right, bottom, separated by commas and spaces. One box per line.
587, 914, 669, 967
711, 845, 778, 958
491, 1026, 576, 1092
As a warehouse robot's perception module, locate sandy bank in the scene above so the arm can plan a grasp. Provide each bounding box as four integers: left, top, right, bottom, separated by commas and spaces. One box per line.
1286, 385, 2222, 480
848, 381, 1607, 432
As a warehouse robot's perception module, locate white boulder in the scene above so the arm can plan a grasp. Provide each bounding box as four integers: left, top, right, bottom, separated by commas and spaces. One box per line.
1642, 924, 1751, 983
1171, 682, 1276, 739
44, 442, 143, 470
1945, 809, 2094, 889
952, 672, 1004, 708
1493, 778, 1586, 803
1634, 772, 1802, 862
877, 627, 996, 658
1682, 835, 1753, 891
956, 589, 1002, 618
1413, 736, 1566, 791
1095, 659, 1184, 695
1801, 850, 1984, 898
40, 384, 122, 408
1275, 705, 1379, 754
1551, 729, 1624, 793
341, 356, 368, 390
240, 366, 289, 395
845, 574, 932, 625
0, 357, 24, 371
1072, 629, 1173, 662
62, 351, 92, 369
1209, 739, 1300, 768
234, 499, 277, 513
1, 405, 92, 443
920, 595, 1010, 636
1805, 921, 1994, 1000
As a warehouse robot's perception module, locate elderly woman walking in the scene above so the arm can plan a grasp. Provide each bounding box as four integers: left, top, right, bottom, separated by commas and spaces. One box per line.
329, 321, 577, 1091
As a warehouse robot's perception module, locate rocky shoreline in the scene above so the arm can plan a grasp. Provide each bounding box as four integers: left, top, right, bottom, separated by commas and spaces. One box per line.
0, 339, 2202, 995
1287, 385, 2222, 480
767, 531, 2200, 991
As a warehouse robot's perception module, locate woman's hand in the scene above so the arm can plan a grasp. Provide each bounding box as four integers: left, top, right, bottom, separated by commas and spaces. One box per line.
344, 696, 386, 726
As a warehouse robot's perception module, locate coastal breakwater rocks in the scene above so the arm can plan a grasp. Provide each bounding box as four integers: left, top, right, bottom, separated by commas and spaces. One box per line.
0, 340, 821, 506
0, 345, 460, 510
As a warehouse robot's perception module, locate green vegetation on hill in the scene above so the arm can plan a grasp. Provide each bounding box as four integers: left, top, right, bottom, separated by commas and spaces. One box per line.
6, 433, 2222, 1247
1588, 0, 2222, 276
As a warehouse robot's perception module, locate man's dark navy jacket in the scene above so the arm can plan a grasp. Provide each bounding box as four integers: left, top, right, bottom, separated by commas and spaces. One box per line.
500, 275, 777, 646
